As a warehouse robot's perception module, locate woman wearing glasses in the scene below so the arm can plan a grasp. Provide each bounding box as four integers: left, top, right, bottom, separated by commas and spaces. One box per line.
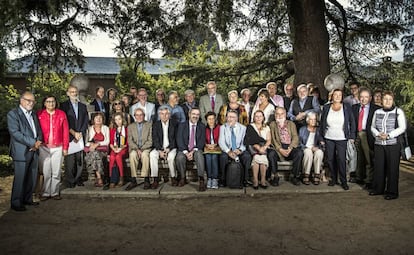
110, 99, 134, 127
37, 95, 69, 200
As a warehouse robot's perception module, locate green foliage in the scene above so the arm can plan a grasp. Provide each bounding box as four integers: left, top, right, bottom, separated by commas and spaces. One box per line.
0, 84, 20, 131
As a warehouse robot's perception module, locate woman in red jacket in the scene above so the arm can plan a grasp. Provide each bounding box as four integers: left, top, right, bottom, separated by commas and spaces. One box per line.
109, 112, 128, 188
204, 111, 221, 189
37, 95, 69, 200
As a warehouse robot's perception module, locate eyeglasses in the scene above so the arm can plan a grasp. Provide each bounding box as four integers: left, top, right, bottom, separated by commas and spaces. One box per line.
113, 102, 122, 105
134, 113, 144, 116
45, 100, 55, 103
23, 98, 36, 104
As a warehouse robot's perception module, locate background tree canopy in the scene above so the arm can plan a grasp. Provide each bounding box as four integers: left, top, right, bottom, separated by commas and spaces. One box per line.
1, 0, 413, 104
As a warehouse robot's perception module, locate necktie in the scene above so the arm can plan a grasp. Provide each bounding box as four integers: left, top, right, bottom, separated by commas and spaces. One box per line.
27, 111, 36, 137
231, 126, 236, 151
211, 96, 215, 111
188, 124, 196, 151
358, 105, 365, 131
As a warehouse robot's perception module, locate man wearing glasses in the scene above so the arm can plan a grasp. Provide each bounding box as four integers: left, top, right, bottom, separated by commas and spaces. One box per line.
129, 88, 155, 122
7, 91, 43, 211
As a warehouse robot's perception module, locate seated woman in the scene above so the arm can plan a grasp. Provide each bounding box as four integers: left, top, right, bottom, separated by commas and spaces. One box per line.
204, 112, 222, 189
110, 99, 134, 126
245, 110, 276, 189
85, 112, 110, 187
299, 112, 324, 185
251, 89, 275, 124
108, 112, 128, 188
218, 90, 249, 125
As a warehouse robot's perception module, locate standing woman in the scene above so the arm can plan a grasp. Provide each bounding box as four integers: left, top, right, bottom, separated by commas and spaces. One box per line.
37, 96, 69, 200
251, 89, 275, 124
245, 110, 275, 189
370, 91, 406, 200
84, 112, 110, 187
320, 89, 356, 190
218, 90, 249, 125
110, 99, 134, 126
108, 112, 129, 188
204, 112, 221, 189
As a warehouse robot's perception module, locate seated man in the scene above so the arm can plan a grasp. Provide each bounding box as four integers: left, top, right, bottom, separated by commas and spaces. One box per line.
218, 110, 252, 187
126, 108, 152, 190
270, 107, 303, 185
175, 107, 206, 191
150, 105, 179, 188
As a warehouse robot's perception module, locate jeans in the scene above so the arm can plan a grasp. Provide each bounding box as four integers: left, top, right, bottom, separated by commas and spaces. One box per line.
205, 153, 219, 179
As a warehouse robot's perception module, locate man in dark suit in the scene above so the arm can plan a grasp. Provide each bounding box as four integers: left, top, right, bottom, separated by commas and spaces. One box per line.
176, 107, 206, 191
7, 91, 43, 211
60, 85, 89, 188
181, 89, 198, 120
351, 87, 380, 189
90, 86, 110, 125
150, 105, 179, 187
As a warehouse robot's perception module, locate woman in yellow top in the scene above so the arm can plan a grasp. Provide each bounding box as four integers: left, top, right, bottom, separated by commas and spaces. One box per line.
218, 90, 249, 125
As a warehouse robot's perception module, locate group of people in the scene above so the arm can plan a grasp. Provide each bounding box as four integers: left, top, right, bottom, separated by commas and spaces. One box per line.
7, 79, 407, 211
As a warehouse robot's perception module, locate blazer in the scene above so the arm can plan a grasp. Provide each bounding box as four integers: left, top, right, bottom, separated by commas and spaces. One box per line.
218, 122, 247, 153
90, 99, 110, 124
7, 106, 43, 161
37, 109, 69, 150
85, 125, 110, 147
127, 121, 152, 152
176, 121, 206, 152
269, 120, 299, 160
181, 102, 198, 120
199, 93, 225, 124
352, 102, 380, 149
298, 126, 324, 149
152, 119, 178, 150
320, 103, 356, 140
60, 99, 89, 142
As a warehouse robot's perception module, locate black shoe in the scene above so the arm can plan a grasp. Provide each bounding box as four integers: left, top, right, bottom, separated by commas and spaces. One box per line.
341, 183, 349, 190
11, 205, 26, 212
328, 180, 336, 186
291, 177, 300, 186
24, 201, 40, 206
67, 183, 75, 188
364, 183, 372, 190
76, 181, 84, 186
259, 184, 268, 189
253, 186, 259, 190
103, 183, 110, 190
369, 191, 383, 196
125, 181, 138, 191
348, 177, 357, 183
242, 181, 249, 187
384, 195, 398, 200
270, 177, 280, 187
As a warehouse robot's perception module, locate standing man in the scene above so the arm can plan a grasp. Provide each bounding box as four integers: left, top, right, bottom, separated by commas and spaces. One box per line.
351, 87, 380, 189
199, 81, 225, 124
106, 88, 117, 113
270, 107, 303, 185
61, 85, 89, 188
288, 84, 320, 131
283, 83, 295, 112
343, 82, 360, 106
240, 88, 254, 121
130, 88, 155, 122
150, 105, 179, 187
176, 107, 206, 191
266, 82, 284, 108
165, 91, 186, 123
181, 89, 198, 119
8, 91, 43, 211
126, 108, 152, 190
218, 110, 252, 187
90, 86, 110, 124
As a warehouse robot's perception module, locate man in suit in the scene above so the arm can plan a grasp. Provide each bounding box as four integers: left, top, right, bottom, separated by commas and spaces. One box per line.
218, 110, 252, 187
60, 85, 89, 188
7, 91, 43, 211
150, 105, 179, 188
90, 86, 110, 125
125, 108, 153, 190
181, 89, 198, 120
176, 107, 206, 191
199, 81, 225, 124
351, 87, 380, 189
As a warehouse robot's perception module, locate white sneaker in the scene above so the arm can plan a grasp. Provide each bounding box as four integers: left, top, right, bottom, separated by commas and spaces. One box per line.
212, 179, 219, 189
207, 178, 212, 189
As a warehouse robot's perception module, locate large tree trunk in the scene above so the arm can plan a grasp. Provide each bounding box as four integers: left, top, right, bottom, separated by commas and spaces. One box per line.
287, 0, 330, 99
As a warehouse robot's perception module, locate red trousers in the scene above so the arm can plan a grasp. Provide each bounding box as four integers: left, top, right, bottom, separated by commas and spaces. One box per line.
109, 149, 127, 177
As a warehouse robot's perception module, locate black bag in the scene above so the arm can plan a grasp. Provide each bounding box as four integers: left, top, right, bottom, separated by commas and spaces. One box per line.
394, 108, 412, 160
226, 161, 243, 189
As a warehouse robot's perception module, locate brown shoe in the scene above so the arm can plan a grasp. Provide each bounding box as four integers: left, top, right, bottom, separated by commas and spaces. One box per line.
151, 181, 159, 189
143, 181, 151, 190
178, 178, 186, 187
171, 178, 178, 186
52, 195, 62, 200
125, 181, 138, 191
109, 183, 116, 189
199, 180, 206, 192
117, 177, 124, 187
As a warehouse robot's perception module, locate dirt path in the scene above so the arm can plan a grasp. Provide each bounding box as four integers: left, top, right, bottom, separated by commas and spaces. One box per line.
0, 170, 413, 255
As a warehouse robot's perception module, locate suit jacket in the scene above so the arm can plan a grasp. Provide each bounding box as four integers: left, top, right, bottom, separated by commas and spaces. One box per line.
60, 99, 89, 142
199, 94, 225, 124
90, 99, 110, 124
269, 120, 299, 160
352, 102, 380, 149
176, 121, 206, 152
152, 119, 178, 150
7, 107, 43, 161
181, 102, 198, 120
319, 103, 356, 140
127, 121, 152, 152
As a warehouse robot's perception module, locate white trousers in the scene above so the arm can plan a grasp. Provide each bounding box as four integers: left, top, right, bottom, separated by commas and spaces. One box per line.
149, 149, 177, 178
39, 146, 63, 197
302, 148, 324, 175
